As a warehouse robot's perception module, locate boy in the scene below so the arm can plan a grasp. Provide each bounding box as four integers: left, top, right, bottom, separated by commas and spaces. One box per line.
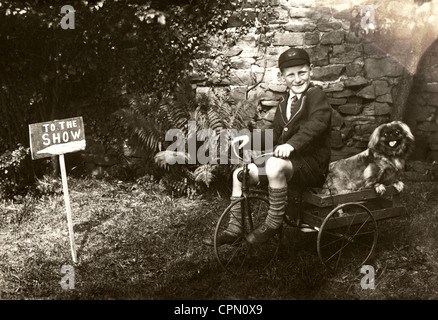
205, 48, 332, 246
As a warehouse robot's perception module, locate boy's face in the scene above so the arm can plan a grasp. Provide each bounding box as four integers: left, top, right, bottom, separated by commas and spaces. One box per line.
281, 64, 313, 95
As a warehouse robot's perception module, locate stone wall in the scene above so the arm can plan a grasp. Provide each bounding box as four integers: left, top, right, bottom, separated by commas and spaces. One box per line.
405, 38, 438, 161
191, 0, 438, 161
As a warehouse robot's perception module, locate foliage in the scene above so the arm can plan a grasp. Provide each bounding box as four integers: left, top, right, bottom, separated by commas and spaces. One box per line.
0, 0, 233, 179
0, 144, 32, 199
0, 0, 277, 197
117, 78, 259, 195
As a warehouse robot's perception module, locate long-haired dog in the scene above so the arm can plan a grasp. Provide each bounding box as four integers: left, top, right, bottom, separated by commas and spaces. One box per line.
323, 121, 415, 195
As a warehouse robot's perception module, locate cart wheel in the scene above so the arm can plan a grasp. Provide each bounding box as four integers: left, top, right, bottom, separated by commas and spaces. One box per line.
214, 195, 281, 275
317, 202, 378, 272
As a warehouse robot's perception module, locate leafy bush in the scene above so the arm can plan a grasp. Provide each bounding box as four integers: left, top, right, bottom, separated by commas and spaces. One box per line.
117, 77, 259, 196
0, 144, 32, 199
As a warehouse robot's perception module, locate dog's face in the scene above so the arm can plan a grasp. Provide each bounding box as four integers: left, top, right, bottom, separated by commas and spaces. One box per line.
368, 121, 414, 157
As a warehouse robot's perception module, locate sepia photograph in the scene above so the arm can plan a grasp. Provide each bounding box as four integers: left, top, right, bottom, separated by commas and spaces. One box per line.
0, 0, 437, 307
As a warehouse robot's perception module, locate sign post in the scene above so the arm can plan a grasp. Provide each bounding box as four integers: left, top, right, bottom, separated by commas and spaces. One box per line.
29, 116, 86, 263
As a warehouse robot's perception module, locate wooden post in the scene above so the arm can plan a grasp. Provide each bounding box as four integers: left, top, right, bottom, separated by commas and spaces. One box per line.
59, 154, 77, 263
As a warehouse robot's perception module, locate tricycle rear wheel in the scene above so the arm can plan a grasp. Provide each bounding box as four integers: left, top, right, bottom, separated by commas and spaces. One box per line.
317, 202, 378, 272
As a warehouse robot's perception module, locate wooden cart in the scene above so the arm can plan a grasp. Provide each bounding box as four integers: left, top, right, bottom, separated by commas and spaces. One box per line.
286, 185, 406, 271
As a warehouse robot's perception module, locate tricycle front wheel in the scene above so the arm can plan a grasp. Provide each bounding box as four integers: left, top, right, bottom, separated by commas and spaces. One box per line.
214, 195, 281, 275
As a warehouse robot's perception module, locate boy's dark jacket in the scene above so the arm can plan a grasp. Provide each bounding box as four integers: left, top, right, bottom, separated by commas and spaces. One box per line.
259, 83, 332, 173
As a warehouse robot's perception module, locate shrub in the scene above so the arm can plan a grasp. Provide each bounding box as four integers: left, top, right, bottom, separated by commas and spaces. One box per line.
0, 144, 32, 199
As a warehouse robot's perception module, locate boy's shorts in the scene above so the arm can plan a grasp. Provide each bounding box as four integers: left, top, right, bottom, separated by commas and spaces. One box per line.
255, 154, 326, 188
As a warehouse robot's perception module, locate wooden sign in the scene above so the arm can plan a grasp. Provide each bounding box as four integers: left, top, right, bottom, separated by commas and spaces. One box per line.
29, 116, 86, 160
29, 116, 86, 264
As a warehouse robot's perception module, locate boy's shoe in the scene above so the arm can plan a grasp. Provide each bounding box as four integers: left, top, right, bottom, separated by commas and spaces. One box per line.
246, 224, 281, 245
299, 223, 317, 233
202, 231, 242, 247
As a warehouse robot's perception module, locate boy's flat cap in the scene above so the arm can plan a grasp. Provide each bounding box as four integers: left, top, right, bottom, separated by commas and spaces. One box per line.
278, 48, 310, 69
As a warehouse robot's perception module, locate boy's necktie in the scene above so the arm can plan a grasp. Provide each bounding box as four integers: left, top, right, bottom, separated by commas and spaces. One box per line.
286, 94, 298, 120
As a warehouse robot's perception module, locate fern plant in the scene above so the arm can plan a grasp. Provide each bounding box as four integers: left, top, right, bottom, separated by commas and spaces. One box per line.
117, 78, 259, 196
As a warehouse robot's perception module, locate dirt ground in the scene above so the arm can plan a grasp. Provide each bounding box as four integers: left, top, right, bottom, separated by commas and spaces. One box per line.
0, 165, 437, 300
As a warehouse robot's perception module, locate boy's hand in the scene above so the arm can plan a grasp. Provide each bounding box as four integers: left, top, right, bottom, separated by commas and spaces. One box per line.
274, 144, 294, 158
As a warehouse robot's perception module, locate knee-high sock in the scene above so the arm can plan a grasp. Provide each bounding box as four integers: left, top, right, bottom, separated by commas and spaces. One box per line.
265, 186, 288, 229
226, 196, 242, 234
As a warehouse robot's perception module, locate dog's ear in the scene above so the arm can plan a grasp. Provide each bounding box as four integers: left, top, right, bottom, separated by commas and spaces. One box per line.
368, 124, 384, 149
395, 121, 415, 141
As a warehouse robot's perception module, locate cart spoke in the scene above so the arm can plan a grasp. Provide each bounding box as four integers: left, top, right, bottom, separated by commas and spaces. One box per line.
324, 240, 351, 263
353, 230, 376, 237
320, 236, 344, 249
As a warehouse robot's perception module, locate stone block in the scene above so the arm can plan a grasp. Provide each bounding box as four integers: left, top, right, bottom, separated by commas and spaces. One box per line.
373, 80, 391, 96
336, 42, 361, 53
268, 83, 288, 92
364, 58, 405, 78
288, 7, 313, 18
374, 102, 392, 115
230, 57, 255, 69
304, 32, 320, 45
376, 93, 393, 103
287, 0, 316, 7
332, 89, 355, 98
347, 96, 363, 104
354, 123, 378, 135
317, 21, 342, 32
327, 97, 348, 105
363, 43, 387, 57
284, 20, 317, 32
306, 46, 330, 66
312, 65, 344, 81
266, 46, 290, 56
345, 32, 363, 44
273, 32, 305, 46
320, 31, 345, 45
346, 63, 363, 77
323, 82, 344, 92
255, 67, 282, 84
261, 100, 280, 108
330, 52, 362, 64
229, 69, 254, 85
225, 46, 243, 57
357, 85, 376, 99
260, 90, 283, 101
255, 58, 277, 68
330, 43, 363, 64
339, 104, 363, 115
239, 46, 264, 58
344, 76, 368, 88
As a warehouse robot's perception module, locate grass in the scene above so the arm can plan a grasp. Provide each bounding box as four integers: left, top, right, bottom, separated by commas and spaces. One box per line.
0, 174, 437, 300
